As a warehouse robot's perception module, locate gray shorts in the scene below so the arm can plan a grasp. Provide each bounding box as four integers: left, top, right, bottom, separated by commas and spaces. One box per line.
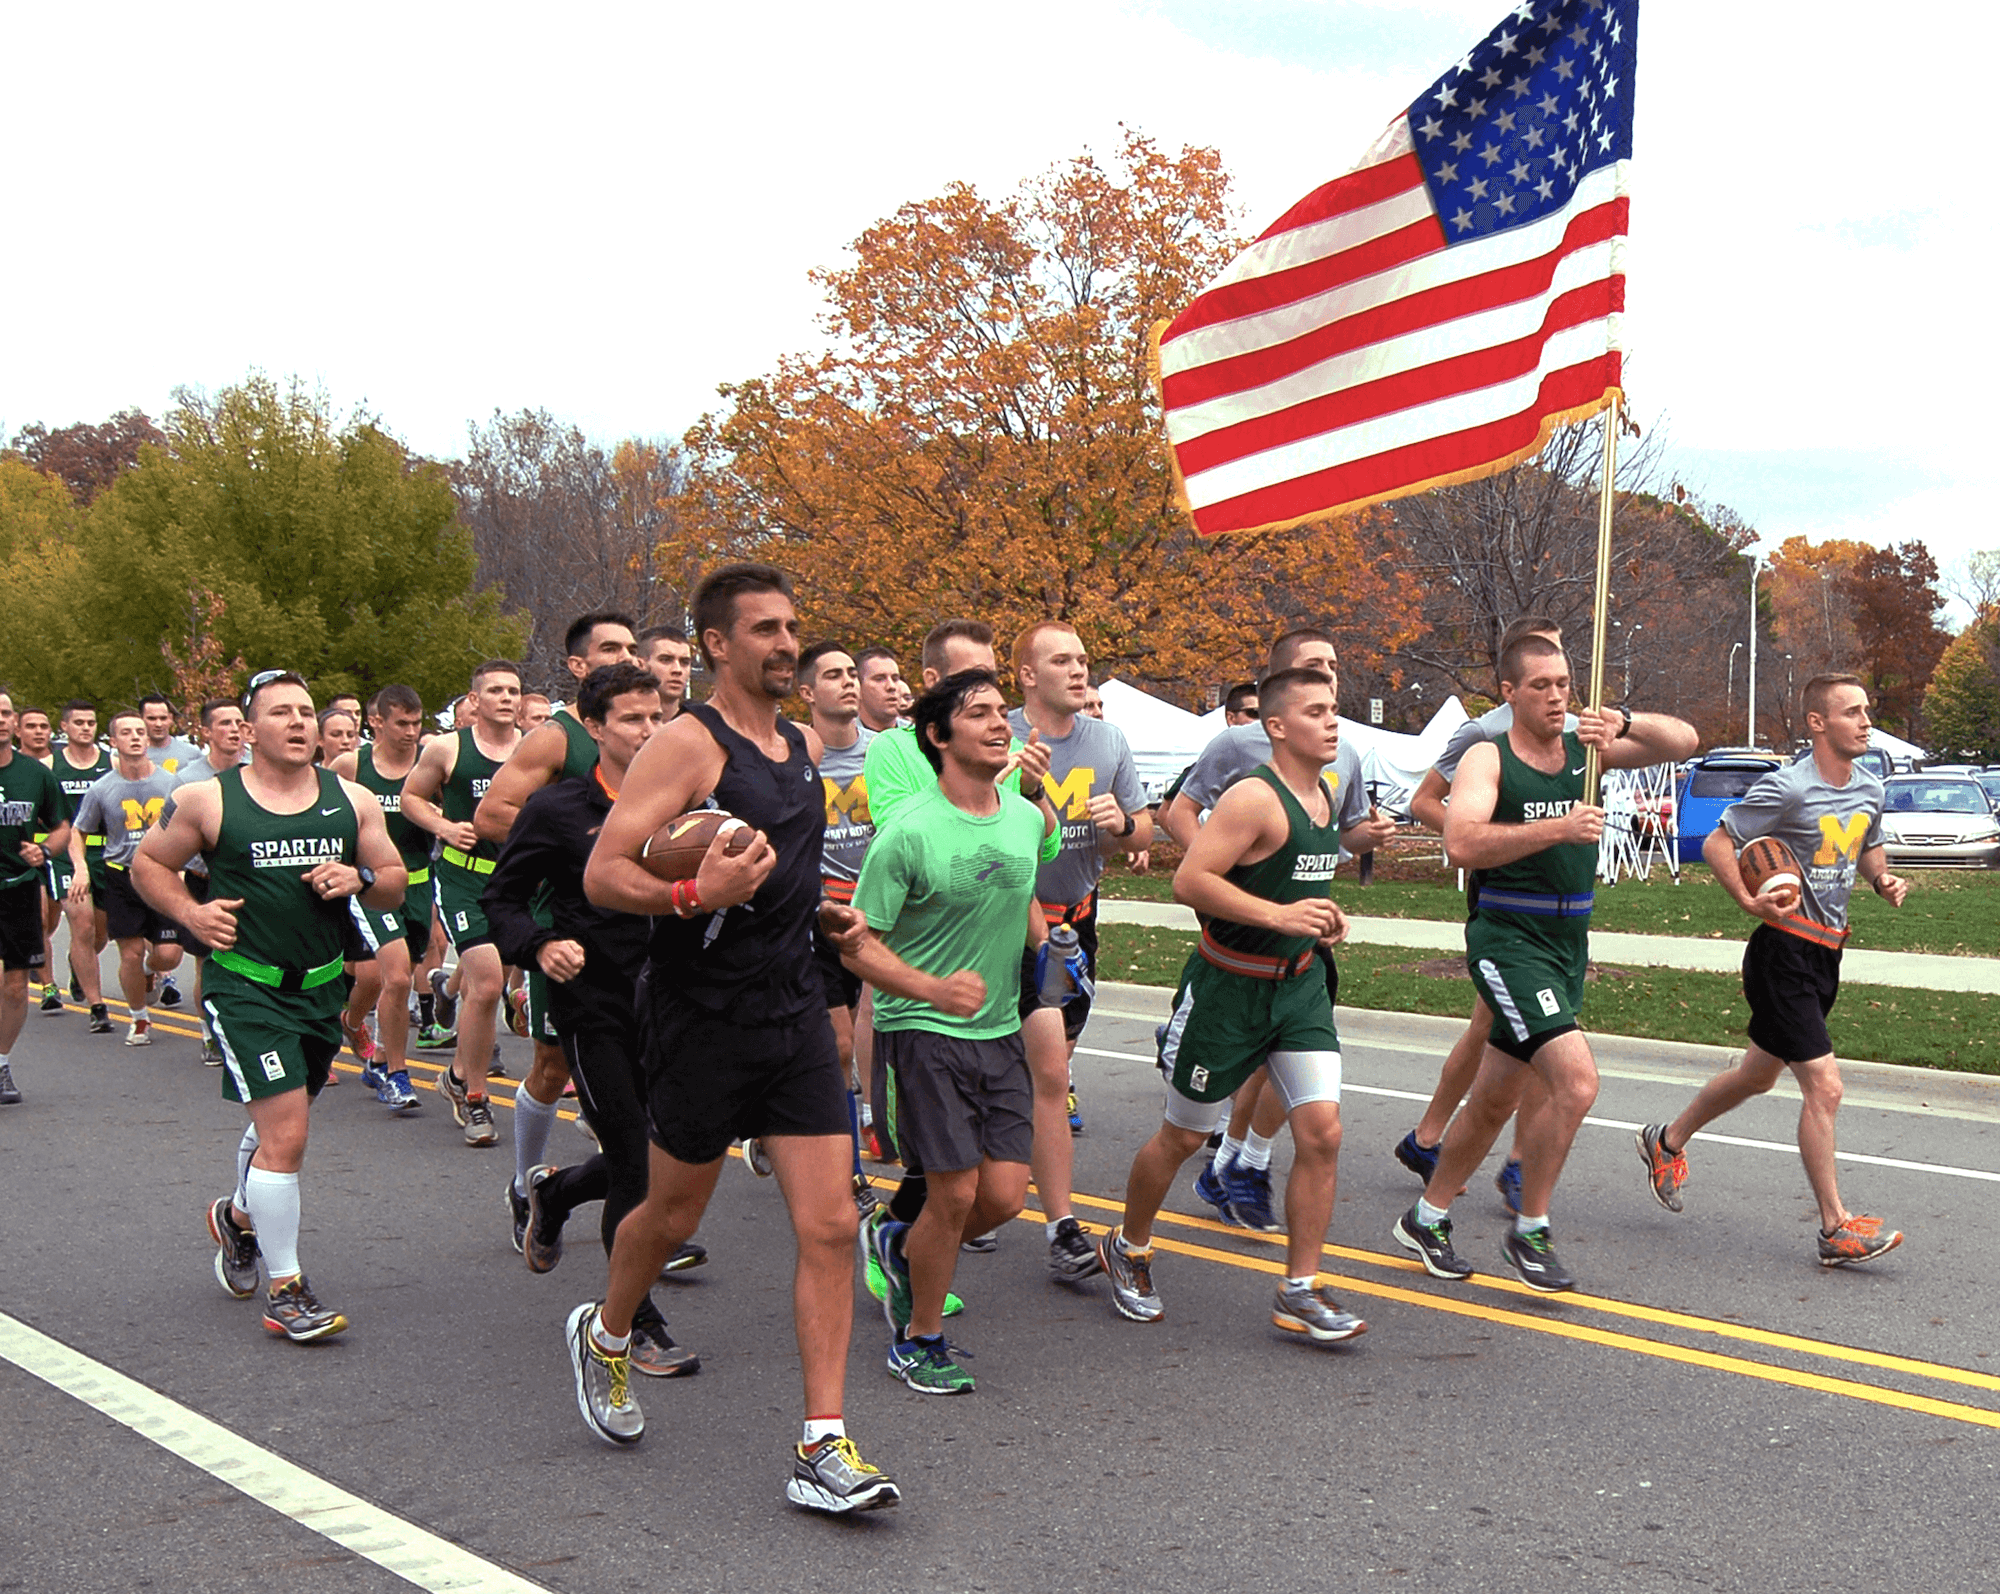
1162, 1048, 1342, 1135
876, 1026, 1034, 1175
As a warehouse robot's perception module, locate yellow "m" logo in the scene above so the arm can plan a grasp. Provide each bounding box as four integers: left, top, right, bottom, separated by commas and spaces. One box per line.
1814, 812, 1870, 865
823, 776, 871, 827
119, 796, 165, 835
1043, 766, 1097, 820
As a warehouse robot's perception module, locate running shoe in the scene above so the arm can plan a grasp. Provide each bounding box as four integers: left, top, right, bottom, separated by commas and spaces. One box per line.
1818, 1215, 1904, 1268
1067, 1086, 1083, 1136
1272, 1281, 1368, 1344
505, 985, 531, 1038
1193, 1158, 1241, 1225
426, 967, 458, 1030
860, 1234, 962, 1317
359, 1060, 388, 1096
1393, 1205, 1473, 1280
262, 1275, 348, 1342
39, 984, 62, 1014
565, 1302, 643, 1445
853, 1174, 880, 1216
786, 1436, 900, 1514
1047, 1216, 1103, 1282
961, 1229, 999, 1254
630, 1312, 700, 1377
1096, 1226, 1163, 1323
70, 975, 84, 1002
1500, 1225, 1575, 1293
464, 1099, 499, 1147
1495, 1158, 1524, 1217
660, 1241, 707, 1275
340, 1011, 377, 1064
1224, 1162, 1282, 1233
124, 1018, 151, 1047
1635, 1124, 1687, 1213
1394, 1130, 1439, 1184
200, 1036, 224, 1068
0, 1064, 17, 1105
488, 1040, 508, 1078
88, 1005, 112, 1034
743, 1138, 774, 1177
523, 1163, 564, 1273
158, 976, 182, 1009
206, 1196, 260, 1298
886, 1335, 975, 1395
867, 1209, 915, 1336
507, 1178, 530, 1253
381, 1069, 421, 1112
413, 1023, 457, 1050
437, 1066, 470, 1126
866, 1127, 894, 1162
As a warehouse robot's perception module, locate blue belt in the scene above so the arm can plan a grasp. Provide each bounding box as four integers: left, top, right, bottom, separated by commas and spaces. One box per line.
1479, 889, 1595, 918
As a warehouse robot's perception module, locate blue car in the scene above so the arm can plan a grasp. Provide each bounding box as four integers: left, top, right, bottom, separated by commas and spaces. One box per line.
1674, 753, 1785, 864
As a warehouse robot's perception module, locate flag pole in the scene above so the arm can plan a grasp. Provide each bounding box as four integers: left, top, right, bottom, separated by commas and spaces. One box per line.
1583, 395, 1620, 807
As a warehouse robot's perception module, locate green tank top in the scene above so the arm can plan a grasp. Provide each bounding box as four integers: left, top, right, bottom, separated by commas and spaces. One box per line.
1207, 767, 1343, 963
440, 727, 506, 868
356, 745, 431, 875
1471, 729, 1597, 909
205, 766, 358, 975
554, 707, 598, 780
54, 747, 113, 817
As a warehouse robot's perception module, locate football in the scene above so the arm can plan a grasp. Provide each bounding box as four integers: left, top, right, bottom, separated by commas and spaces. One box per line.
1737, 835, 1803, 903
640, 809, 754, 882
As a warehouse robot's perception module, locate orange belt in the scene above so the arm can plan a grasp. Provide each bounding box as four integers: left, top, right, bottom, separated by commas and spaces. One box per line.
1038, 891, 1096, 928
1774, 912, 1849, 951
821, 877, 857, 905
1198, 928, 1316, 981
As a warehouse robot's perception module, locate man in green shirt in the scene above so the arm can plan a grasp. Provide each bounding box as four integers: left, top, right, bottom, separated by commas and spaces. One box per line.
0, 692, 71, 1103
842, 670, 1055, 1395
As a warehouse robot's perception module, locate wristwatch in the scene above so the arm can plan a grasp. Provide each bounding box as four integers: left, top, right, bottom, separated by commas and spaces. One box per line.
1119, 811, 1137, 838
1615, 706, 1634, 739
356, 865, 377, 892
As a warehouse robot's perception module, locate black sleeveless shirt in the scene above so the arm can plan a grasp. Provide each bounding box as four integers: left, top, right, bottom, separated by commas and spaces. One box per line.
647, 704, 825, 1017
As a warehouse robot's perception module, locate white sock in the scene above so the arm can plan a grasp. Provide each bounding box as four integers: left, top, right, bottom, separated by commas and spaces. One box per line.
1212, 1133, 1245, 1172
1515, 1212, 1550, 1236
1045, 1219, 1067, 1241
802, 1417, 846, 1447
1287, 1275, 1316, 1291
243, 1168, 301, 1278
0, 1052, 8, 1068
234, 1124, 260, 1210
130, 1006, 149, 1024
591, 1320, 630, 1355
1239, 1130, 1276, 1171
1416, 1195, 1450, 1226
1114, 1227, 1151, 1256
512, 1088, 560, 1194
859, 1102, 873, 1127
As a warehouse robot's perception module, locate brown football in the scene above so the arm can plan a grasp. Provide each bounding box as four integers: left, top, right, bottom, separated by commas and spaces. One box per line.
640, 809, 754, 882
1737, 835, 1803, 901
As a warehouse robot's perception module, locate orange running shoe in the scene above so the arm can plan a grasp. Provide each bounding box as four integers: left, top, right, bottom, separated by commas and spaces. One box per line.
1817, 1214, 1904, 1267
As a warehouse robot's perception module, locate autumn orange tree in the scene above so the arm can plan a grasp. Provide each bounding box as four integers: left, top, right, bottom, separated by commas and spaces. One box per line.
681, 130, 1420, 705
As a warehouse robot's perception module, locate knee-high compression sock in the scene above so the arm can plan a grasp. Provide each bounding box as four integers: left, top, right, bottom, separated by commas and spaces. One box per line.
846, 1090, 865, 1181
512, 1088, 559, 1196
243, 1167, 302, 1278
234, 1123, 260, 1211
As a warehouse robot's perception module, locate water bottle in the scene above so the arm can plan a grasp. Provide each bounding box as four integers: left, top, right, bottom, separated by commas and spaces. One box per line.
1037, 922, 1080, 1008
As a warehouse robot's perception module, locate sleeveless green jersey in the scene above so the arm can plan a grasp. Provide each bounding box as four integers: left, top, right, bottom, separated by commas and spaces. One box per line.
439, 727, 507, 870
356, 744, 430, 876
53, 746, 113, 820
1470, 729, 1596, 919
553, 706, 598, 780
1206, 766, 1342, 964
204, 765, 358, 991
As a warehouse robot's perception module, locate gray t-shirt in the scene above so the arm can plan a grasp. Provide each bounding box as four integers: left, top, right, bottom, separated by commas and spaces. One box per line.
1434, 703, 1582, 782
73, 766, 181, 869
168, 755, 236, 877
1719, 757, 1885, 932
816, 724, 876, 886
1007, 709, 1147, 907
146, 736, 203, 777
1177, 722, 1371, 833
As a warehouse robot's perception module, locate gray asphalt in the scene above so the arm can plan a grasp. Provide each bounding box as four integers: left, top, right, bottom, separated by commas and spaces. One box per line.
3, 963, 1996, 1594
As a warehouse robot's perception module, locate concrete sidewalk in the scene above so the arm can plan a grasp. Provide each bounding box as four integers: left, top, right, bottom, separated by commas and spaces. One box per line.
1097, 898, 2000, 994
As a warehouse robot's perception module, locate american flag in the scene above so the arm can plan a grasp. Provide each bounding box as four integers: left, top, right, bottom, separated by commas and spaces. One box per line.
1156, 0, 1637, 538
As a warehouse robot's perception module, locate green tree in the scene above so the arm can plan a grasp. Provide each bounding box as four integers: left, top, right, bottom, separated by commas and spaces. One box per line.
1923, 624, 2000, 761
0, 458, 85, 705
59, 376, 527, 713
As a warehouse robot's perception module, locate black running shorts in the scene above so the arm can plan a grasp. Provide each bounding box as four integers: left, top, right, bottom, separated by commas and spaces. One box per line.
1743, 923, 1840, 1064
644, 987, 850, 1165
813, 926, 861, 1013
101, 868, 181, 947
875, 1027, 1034, 1174
0, 880, 45, 972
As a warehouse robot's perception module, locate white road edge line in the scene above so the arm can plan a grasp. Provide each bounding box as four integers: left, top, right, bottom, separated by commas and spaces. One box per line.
0, 1309, 553, 1593
1072, 1046, 2000, 1184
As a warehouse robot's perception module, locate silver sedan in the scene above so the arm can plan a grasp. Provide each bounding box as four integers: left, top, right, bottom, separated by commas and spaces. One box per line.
1880, 776, 2000, 868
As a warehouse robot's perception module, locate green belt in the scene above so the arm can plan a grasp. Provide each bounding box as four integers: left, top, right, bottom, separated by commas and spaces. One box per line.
439, 846, 495, 875
406, 866, 431, 886
212, 948, 346, 992
86, 835, 104, 847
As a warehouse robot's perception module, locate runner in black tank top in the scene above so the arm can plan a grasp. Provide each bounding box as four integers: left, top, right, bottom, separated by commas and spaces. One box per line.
558, 562, 900, 1515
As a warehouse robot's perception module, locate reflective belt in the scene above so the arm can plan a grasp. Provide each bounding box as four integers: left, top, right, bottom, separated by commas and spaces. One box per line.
1038, 891, 1096, 928
1478, 888, 1596, 918
406, 866, 431, 887
1774, 913, 1849, 951
1197, 928, 1316, 982
212, 949, 346, 992
86, 835, 104, 847
821, 876, 857, 905
440, 846, 495, 875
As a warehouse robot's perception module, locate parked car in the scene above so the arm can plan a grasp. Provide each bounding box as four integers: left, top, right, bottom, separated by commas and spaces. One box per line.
1853, 749, 1893, 782
1674, 752, 1785, 864
1880, 775, 2000, 868
1975, 769, 2000, 810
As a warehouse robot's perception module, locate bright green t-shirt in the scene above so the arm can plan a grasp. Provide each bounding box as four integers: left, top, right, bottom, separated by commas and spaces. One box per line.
854, 784, 1046, 1040
861, 724, 1061, 864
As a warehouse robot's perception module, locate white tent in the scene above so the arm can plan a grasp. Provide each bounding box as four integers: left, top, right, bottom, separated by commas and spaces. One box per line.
1869, 726, 1927, 765
1098, 678, 1469, 812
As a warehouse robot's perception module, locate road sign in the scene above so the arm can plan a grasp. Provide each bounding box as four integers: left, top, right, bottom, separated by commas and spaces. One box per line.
1369, 698, 1384, 725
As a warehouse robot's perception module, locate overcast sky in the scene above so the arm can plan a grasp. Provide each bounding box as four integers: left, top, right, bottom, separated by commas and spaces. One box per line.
6, 1, 1991, 589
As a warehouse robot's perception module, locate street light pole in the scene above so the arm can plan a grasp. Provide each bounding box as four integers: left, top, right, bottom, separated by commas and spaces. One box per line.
1728, 641, 1744, 734
1747, 558, 1761, 748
